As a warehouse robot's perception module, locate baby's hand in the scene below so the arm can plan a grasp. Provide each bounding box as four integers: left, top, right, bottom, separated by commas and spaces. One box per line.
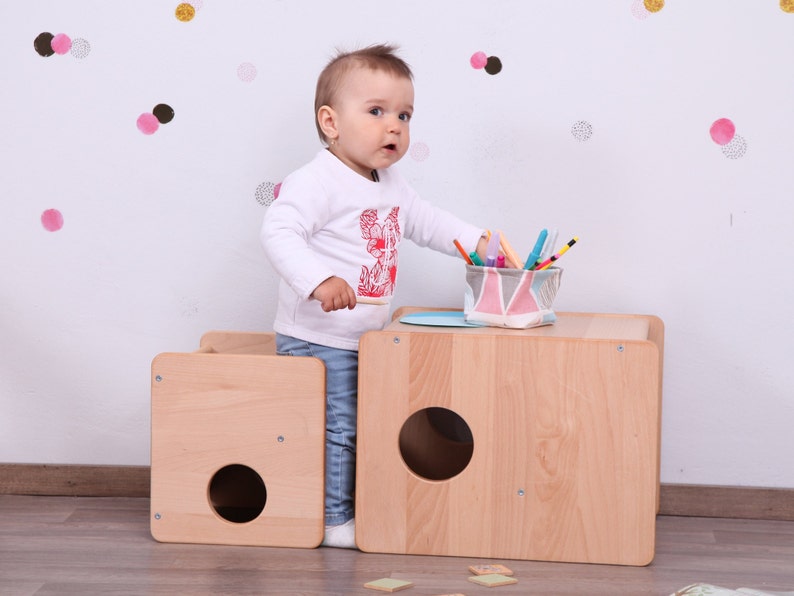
311, 276, 357, 312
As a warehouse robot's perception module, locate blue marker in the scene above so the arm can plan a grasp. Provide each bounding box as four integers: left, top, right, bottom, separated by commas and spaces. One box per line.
524, 228, 548, 270
539, 228, 558, 263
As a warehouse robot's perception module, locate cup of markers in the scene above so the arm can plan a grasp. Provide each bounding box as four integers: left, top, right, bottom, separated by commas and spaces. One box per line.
454, 230, 577, 329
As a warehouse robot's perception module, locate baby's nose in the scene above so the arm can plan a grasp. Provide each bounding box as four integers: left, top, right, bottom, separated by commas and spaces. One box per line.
387, 116, 402, 132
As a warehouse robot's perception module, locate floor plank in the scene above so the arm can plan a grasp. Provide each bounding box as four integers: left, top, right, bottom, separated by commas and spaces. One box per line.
1, 496, 793, 595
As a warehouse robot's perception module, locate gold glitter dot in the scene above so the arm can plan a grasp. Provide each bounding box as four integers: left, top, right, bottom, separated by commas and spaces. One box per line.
175, 3, 196, 22
644, 0, 664, 12
781, 0, 794, 13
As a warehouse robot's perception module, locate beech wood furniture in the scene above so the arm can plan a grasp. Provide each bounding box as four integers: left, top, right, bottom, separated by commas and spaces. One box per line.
355, 308, 664, 566
150, 331, 325, 548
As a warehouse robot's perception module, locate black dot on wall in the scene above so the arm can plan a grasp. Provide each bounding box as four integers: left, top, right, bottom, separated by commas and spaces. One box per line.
153, 104, 175, 124
34, 32, 55, 57
484, 56, 503, 75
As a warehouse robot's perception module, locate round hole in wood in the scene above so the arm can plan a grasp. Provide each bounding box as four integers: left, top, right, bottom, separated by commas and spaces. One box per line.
208, 464, 267, 523
398, 407, 474, 481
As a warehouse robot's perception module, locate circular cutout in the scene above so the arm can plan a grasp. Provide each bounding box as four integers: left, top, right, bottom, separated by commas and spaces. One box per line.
208, 464, 266, 523
399, 407, 473, 481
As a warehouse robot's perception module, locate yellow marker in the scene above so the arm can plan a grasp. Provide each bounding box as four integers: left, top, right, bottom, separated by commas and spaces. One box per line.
536, 236, 578, 270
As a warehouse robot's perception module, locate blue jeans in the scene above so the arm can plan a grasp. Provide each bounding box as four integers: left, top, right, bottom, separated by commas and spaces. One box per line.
275, 333, 357, 527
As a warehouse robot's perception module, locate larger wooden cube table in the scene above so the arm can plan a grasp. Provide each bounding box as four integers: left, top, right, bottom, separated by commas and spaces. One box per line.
356, 309, 663, 565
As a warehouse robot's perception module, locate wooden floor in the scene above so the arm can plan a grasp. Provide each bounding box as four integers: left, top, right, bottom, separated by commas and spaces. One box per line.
1, 496, 793, 596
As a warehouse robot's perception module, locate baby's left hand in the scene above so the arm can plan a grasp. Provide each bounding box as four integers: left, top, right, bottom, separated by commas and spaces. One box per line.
311, 276, 357, 312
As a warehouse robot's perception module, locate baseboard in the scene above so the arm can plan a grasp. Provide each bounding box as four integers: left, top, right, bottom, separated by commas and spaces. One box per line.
658, 483, 794, 521
1, 464, 792, 521
0, 464, 150, 498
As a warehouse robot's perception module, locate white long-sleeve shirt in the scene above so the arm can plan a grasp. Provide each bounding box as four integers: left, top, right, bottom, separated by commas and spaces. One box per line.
261, 149, 484, 351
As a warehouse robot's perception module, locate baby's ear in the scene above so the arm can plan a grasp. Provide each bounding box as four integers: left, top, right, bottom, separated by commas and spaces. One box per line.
317, 105, 339, 142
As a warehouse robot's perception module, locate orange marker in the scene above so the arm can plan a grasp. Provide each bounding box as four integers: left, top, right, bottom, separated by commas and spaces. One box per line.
496, 230, 523, 268
453, 239, 474, 265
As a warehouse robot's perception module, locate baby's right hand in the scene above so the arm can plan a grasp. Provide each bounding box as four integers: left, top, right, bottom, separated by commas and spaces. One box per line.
311, 276, 357, 312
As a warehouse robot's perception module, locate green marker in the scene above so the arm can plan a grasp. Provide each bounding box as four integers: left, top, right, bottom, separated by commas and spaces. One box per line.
469, 251, 484, 266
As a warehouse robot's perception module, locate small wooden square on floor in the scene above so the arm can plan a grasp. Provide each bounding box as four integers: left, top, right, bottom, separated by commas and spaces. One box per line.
364, 578, 414, 592
468, 573, 518, 587
468, 564, 514, 576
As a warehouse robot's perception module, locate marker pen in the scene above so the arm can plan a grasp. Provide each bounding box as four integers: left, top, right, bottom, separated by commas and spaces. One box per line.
469, 251, 484, 266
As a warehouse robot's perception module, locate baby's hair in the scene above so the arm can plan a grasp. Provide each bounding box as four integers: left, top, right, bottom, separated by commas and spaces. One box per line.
314, 43, 413, 144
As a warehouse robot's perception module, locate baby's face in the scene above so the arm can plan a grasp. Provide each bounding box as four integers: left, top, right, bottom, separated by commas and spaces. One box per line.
328, 67, 414, 178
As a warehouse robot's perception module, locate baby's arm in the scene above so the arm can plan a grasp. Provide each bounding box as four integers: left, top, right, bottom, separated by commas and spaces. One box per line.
311, 276, 357, 312
473, 235, 489, 265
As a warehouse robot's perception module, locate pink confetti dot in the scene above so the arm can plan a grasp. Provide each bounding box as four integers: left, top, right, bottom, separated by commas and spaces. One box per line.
237, 62, 258, 82
710, 118, 736, 145
137, 113, 160, 135
51, 33, 72, 55
631, 0, 651, 19
470, 51, 488, 69
409, 141, 430, 161
41, 209, 64, 232
274, 183, 282, 199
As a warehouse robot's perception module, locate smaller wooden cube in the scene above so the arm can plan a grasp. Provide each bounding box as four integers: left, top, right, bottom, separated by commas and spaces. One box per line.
150, 331, 325, 548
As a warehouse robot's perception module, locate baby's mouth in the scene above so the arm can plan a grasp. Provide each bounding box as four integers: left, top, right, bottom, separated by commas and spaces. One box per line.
384, 143, 396, 151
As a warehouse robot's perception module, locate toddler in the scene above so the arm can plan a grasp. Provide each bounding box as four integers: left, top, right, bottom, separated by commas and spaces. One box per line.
261, 44, 488, 548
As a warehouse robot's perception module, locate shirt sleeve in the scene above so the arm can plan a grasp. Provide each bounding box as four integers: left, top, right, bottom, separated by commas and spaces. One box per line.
260, 171, 336, 300
398, 178, 485, 256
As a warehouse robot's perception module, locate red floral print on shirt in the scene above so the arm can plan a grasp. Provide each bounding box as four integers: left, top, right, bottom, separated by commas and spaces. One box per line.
358, 207, 400, 297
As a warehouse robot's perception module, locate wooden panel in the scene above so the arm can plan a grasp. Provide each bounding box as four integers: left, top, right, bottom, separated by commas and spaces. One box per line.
356, 312, 662, 565
199, 330, 277, 355
150, 349, 325, 548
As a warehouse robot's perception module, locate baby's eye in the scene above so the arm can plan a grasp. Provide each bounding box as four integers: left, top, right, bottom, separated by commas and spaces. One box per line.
399, 112, 412, 122
369, 107, 383, 116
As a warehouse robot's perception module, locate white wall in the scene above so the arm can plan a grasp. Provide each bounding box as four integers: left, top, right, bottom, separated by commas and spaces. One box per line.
2, 1, 792, 488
